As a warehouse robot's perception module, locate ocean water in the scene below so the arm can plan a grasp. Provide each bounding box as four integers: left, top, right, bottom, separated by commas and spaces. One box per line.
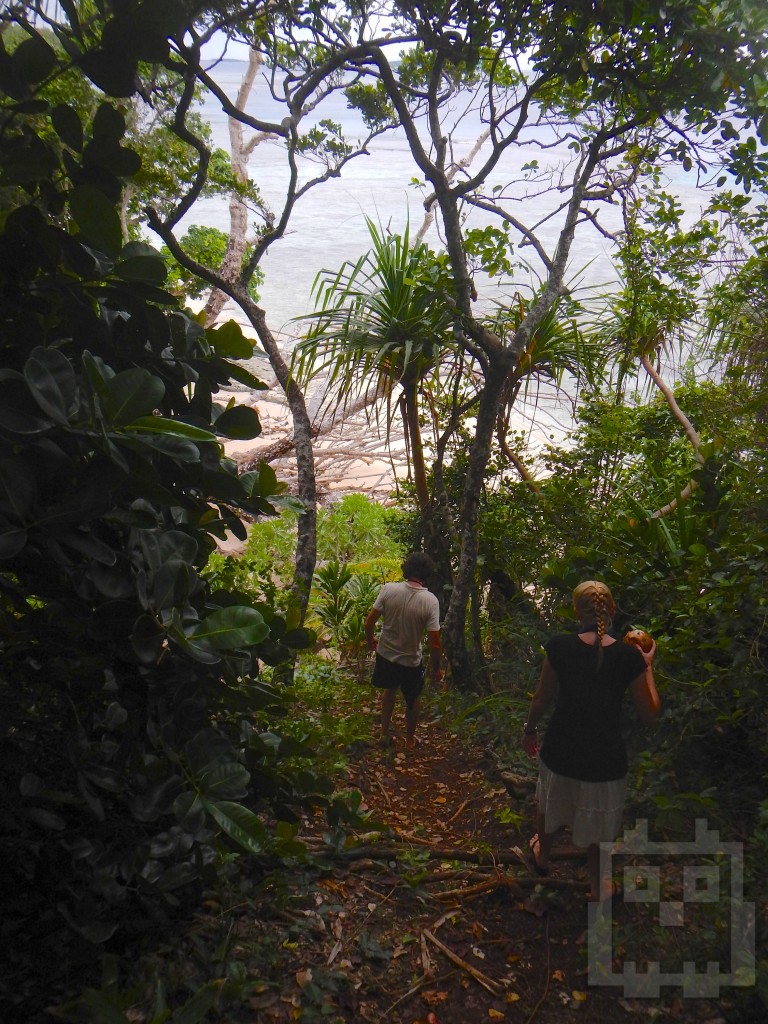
180, 60, 707, 338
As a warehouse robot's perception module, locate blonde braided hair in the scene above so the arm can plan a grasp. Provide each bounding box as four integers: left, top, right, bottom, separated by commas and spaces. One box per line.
572, 580, 615, 669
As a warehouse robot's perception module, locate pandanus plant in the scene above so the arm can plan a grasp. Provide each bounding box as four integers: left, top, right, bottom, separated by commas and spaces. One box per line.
292, 218, 458, 515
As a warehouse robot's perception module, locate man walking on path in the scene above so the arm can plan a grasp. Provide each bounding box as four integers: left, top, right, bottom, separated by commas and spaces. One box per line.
365, 552, 443, 749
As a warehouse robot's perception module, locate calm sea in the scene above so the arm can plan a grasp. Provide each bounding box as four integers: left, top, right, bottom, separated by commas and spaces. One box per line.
182, 60, 706, 337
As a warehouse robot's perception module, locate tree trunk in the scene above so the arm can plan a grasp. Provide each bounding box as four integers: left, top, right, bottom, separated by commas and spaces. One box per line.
203, 48, 262, 327
441, 348, 517, 687
642, 353, 704, 519
236, 293, 317, 620
401, 377, 431, 515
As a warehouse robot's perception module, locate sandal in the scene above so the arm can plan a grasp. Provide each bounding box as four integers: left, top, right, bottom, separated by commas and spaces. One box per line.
528, 834, 550, 877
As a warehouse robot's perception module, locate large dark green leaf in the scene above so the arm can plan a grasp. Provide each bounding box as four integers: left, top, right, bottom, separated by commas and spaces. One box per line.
0, 36, 28, 100
189, 606, 270, 650
0, 133, 57, 185
213, 404, 262, 440
173, 793, 208, 837
281, 627, 317, 649
155, 862, 200, 893
124, 416, 216, 441
26, 807, 66, 831
220, 359, 269, 390
201, 798, 267, 855
69, 184, 123, 256
12, 33, 58, 85
93, 100, 127, 147
24, 347, 79, 425
149, 560, 197, 613
0, 459, 37, 520
196, 761, 250, 800
81, 765, 123, 793
90, 562, 135, 600
138, 530, 198, 570
0, 519, 28, 558
118, 432, 202, 463
239, 463, 287, 502
77, 48, 138, 98
105, 368, 165, 425
170, 980, 224, 1024
61, 532, 118, 566
207, 319, 255, 359
51, 103, 84, 152
114, 255, 168, 285
130, 613, 165, 665
184, 729, 238, 774
131, 776, 185, 823
70, 988, 127, 1024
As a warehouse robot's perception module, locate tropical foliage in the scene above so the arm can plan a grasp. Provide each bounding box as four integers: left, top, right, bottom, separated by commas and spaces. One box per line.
0, 16, 332, 1019
1, 0, 768, 1019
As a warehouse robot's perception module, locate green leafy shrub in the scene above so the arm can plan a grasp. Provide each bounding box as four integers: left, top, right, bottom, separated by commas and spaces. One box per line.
0, 32, 322, 1018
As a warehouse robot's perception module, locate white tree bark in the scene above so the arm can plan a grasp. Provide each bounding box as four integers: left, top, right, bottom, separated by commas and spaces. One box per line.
641, 353, 704, 519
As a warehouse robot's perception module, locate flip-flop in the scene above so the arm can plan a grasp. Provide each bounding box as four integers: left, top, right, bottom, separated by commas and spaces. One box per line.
528, 834, 550, 877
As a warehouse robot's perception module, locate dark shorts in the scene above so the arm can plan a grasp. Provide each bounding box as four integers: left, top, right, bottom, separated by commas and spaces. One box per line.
371, 654, 425, 709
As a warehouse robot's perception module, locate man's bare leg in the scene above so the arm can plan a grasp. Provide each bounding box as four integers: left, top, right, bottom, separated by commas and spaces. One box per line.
380, 688, 397, 742
405, 696, 421, 749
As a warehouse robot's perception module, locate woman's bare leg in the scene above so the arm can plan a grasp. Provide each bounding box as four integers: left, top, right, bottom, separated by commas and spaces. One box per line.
533, 808, 555, 872
587, 842, 615, 900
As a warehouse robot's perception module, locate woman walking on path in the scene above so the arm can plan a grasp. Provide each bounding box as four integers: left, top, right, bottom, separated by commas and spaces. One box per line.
522, 580, 660, 902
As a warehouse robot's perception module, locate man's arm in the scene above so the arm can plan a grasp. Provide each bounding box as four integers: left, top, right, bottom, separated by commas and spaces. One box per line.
428, 630, 443, 685
365, 608, 381, 652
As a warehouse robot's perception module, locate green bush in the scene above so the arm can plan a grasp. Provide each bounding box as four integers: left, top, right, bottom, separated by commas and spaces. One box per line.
0, 39, 323, 1018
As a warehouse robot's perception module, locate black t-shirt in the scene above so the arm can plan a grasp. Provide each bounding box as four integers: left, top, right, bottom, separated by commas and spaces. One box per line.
539, 633, 646, 782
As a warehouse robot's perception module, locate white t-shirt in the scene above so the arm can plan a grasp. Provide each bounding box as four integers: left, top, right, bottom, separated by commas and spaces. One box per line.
373, 581, 441, 667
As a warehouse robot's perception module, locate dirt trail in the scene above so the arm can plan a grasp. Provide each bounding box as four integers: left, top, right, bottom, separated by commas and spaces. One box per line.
218, 696, 736, 1024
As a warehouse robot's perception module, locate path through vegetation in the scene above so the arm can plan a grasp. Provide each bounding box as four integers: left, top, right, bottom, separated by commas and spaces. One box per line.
166, 689, 737, 1024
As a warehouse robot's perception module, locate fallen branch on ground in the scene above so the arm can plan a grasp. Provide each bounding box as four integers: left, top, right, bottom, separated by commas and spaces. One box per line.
434, 871, 525, 903
422, 929, 503, 996
325, 843, 585, 866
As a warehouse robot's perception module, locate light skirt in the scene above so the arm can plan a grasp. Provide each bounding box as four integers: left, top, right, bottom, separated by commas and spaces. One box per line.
536, 762, 627, 848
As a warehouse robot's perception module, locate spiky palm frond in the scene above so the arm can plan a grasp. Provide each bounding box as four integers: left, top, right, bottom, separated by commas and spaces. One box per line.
292, 217, 457, 410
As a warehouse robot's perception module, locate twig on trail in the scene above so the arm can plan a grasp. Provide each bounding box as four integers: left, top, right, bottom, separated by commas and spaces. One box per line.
373, 772, 392, 807
446, 796, 478, 823
307, 841, 589, 873
375, 971, 455, 1023
415, 867, 473, 884
393, 828, 439, 847
423, 929, 503, 996
326, 936, 343, 965
420, 931, 433, 975
326, 881, 400, 968
434, 871, 525, 903
430, 908, 461, 932
523, 913, 552, 1024
521, 876, 589, 892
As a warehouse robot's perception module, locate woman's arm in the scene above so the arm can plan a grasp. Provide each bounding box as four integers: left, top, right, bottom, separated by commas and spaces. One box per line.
522, 657, 558, 756
629, 641, 660, 725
